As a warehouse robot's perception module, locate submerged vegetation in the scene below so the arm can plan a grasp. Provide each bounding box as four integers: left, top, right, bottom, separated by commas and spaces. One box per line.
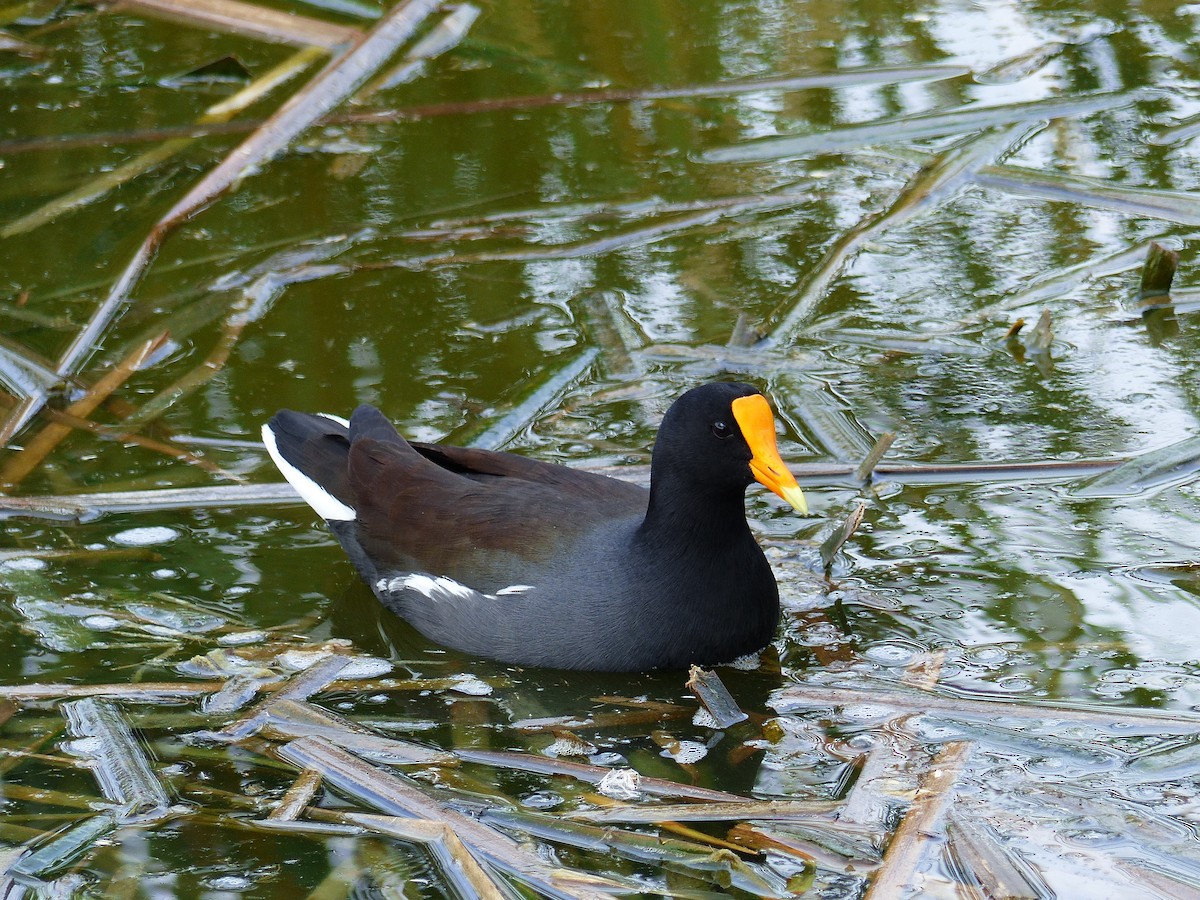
3, 0, 1200, 895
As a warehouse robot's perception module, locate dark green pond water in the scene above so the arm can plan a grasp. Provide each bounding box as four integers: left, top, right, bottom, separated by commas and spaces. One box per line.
4, 0, 1200, 896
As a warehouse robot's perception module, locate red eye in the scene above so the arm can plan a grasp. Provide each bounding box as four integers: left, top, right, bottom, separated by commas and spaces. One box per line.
711, 421, 731, 439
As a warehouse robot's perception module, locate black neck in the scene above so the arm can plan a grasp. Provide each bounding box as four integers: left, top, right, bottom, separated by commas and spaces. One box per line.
638, 467, 752, 547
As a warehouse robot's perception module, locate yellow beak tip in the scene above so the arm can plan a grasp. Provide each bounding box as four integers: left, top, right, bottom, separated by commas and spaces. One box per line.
780, 484, 809, 516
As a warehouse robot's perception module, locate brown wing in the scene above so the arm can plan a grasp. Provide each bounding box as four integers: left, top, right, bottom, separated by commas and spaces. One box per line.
346, 437, 646, 578
411, 441, 646, 499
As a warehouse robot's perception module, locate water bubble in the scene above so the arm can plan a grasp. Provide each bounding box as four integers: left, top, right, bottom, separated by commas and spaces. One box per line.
840, 710, 897, 729
968, 646, 1009, 666
589, 751, 627, 767
208, 875, 252, 891
446, 673, 491, 695
864, 642, 917, 666
111, 526, 179, 547
547, 734, 597, 757
598, 768, 641, 799
217, 630, 267, 646
1, 557, 46, 571
520, 791, 564, 810
661, 740, 707, 764
1060, 826, 1123, 848
996, 675, 1034, 693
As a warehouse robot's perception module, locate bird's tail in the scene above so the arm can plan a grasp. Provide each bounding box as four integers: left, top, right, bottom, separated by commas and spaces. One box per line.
262, 410, 357, 521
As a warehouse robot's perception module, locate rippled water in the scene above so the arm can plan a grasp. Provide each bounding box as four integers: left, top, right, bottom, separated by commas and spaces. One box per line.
4, 0, 1200, 896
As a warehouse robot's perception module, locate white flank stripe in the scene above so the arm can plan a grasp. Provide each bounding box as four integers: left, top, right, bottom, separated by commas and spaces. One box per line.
261, 423, 356, 521
317, 412, 350, 427
495, 585, 535, 595
384, 573, 480, 602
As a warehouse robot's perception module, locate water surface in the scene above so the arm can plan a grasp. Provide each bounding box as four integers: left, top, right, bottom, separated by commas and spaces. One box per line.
3, 0, 1200, 896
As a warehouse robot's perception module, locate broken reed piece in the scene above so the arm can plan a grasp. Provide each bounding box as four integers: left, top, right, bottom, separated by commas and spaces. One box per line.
854, 431, 896, 483
568, 797, 840, 824
259, 699, 453, 766
268, 768, 324, 822
1138, 240, 1179, 306
61, 698, 171, 822
819, 501, 867, 570
0, 674, 494, 703
727, 313, 764, 348
946, 812, 1049, 900
7, 813, 119, 881
838, 651, 947, 830
1112, 859, 1200, 900
357, 3, 482, 97
775, 680, 1200, 731
275, 736, 625, 898
1073, 431, 1200, 498
481, 807, 788, 896
0, 331, 169, 488
686, 665, 748, 728
101, 0, 362, 49
863, 740, 974, 899
580, 290, 645, 378
340, 813, 509, 900
453, 748, 744, 802
0, 781, 105, 811
1026, 308, 1053, 355
216, 654, 352, 739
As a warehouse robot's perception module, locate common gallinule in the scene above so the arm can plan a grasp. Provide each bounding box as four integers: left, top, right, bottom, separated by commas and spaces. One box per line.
263, 381, 807, 671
